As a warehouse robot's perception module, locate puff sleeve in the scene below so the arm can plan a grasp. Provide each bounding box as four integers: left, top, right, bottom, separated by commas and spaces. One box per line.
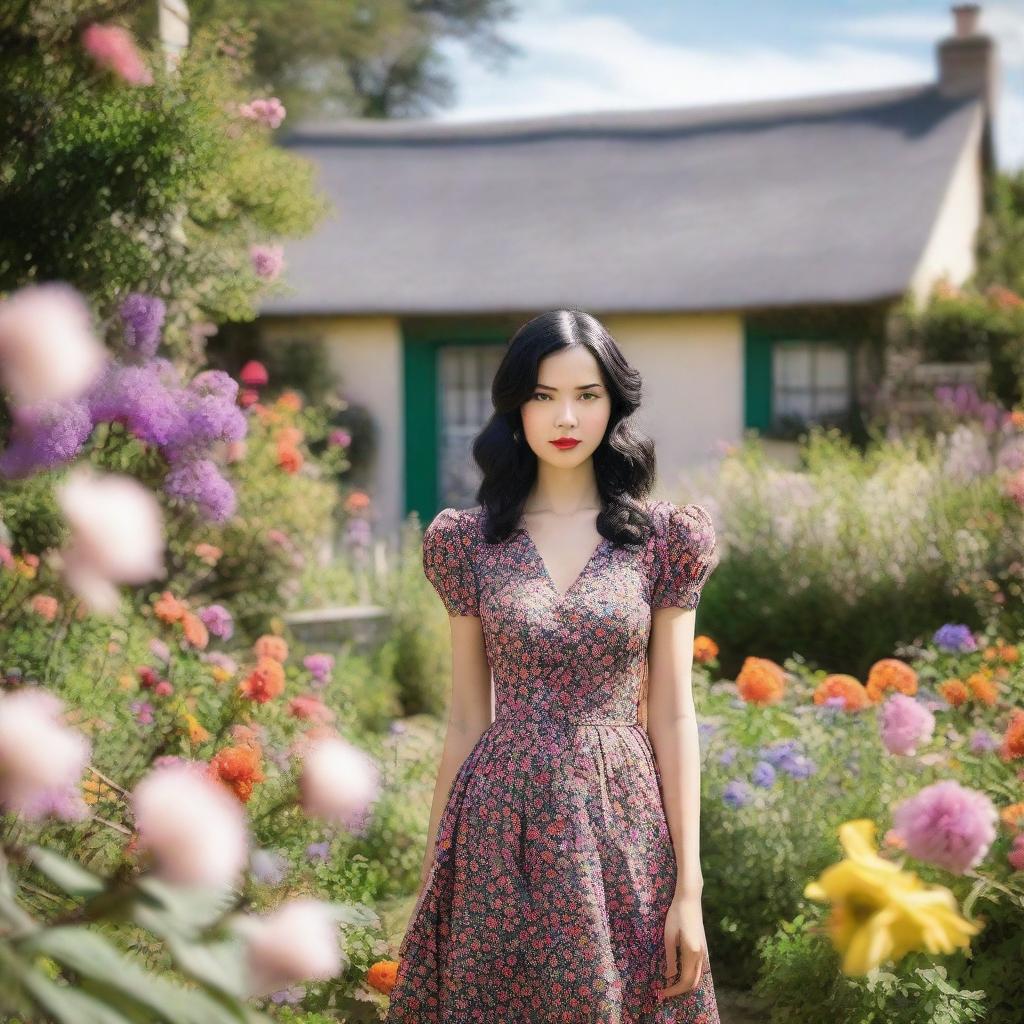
422, 508, 480, 617
650, 501, 719, 611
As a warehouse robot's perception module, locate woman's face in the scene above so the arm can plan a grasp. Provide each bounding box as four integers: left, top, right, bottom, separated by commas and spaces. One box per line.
520, 346, 612, 468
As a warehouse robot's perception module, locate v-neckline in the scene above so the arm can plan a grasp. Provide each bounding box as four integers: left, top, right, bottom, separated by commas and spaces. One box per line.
517, 523, 609, 602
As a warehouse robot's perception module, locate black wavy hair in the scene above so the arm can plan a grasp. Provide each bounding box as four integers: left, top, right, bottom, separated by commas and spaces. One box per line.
471, 309, 659, 548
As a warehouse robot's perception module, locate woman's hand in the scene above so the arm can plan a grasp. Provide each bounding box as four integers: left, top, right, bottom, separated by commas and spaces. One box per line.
657, 892, 707, 1002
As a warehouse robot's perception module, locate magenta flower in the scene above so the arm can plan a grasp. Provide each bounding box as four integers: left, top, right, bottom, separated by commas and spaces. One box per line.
199, 604, 234, 640
250, 243, 285, 281
328, 428, 350, 447
880, 693, 935, 756
81, 23, 153, 86
1009, 834, 1024, 872
891, 780, 997, 874
131, 700, 155, 726
303, 653, 334, 685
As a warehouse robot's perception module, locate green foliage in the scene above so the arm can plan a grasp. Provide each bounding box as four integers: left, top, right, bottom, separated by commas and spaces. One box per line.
0, 2, 330, 367
697, 423, 1024, 680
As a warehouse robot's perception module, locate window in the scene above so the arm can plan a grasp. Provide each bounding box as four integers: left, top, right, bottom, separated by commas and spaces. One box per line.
437, 344, 505, 509
771, 341, 851, 427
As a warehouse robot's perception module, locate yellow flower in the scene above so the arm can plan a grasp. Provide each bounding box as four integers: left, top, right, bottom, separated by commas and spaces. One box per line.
803, 819, 982, 976
182, 713, 211, 745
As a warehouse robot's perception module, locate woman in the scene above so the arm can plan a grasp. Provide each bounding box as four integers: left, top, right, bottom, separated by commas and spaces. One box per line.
386, 309, 721, 1023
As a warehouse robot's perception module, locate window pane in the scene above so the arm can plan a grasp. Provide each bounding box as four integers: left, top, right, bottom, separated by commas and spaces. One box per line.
773, 342, 812, 388
816, 346, 848, 389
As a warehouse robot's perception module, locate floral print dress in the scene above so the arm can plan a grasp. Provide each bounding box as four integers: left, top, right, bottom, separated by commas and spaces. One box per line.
386, 499, 721, 1024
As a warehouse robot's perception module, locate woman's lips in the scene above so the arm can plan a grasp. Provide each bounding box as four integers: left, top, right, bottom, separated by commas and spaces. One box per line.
550, 439, 581, 449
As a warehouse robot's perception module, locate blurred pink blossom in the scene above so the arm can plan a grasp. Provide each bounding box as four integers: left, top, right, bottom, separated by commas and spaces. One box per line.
235, 898, 341, 996
880, 693, 935, 756
0, 689, 90, 819
81, 23, 153, 86
1009, 834, 1024, 872
55, 467, 166, 615
0, 283, 107, 407
250, 244, 284, 281
238, 97, 286, 129
130, 763, 249, 887
298, 736, 380, 829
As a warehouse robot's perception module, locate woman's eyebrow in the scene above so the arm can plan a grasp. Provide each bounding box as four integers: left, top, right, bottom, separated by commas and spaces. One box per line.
534, 383, 603, 390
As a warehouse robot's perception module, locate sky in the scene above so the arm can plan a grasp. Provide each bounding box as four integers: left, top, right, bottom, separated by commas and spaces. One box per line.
436, 0, 1024, 171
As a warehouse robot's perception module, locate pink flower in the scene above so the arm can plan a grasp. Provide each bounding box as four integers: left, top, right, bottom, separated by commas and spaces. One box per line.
130, 763, 249, 887
149, 638, 171, 663
0, 283, 107, 407
880, 693, 935, 756
1009, 834, 1024, 872
328, 429, 351, 448
234, 898, 341, 996
237, 97, 286, 129
0, 689, 91, 819
891, 780, 998, 874
298, 736, 380, 830
55, 467, 166, 615
250, 244, 284, 281
81, 23, 153, 86
288, 695, 335, 724
153, 680, 174, 697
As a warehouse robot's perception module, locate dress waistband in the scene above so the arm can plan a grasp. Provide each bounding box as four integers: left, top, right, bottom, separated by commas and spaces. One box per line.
489, 716, 642, 730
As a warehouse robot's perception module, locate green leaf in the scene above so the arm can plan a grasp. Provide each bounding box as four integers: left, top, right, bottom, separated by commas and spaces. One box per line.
26, 845, 106, 899
19, 964, 138, 1024
163, 931, 249, 1001
133, 878, 239, 938
17, 926, 250, 1024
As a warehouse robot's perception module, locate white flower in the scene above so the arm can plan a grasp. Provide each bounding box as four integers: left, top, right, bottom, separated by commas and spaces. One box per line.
298, 736, 380, 829
234, 898, 342, 996
55, 467, 166, 614
130, 763, 248, 888
0, 282, 107, 406
0, 689, 90, 815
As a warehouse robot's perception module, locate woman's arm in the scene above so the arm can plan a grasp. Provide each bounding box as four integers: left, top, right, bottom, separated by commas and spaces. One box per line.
419, 614, 492, 883
646, 603, 707, 998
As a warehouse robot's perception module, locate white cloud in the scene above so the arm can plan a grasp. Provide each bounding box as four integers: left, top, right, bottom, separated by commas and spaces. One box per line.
435, 3, 1024, 169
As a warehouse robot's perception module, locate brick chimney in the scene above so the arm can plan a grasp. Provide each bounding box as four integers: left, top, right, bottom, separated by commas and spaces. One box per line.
937, 4, 998, 116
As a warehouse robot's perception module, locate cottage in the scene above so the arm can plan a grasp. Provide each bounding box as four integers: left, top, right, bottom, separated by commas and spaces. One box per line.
258, 4, 998, 536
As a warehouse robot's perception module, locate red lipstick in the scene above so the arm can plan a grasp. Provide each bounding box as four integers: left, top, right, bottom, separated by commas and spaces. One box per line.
550, 438, 581, 449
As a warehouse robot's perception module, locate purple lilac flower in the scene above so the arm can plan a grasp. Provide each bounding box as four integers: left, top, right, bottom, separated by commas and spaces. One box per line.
89, 363, 187, 446
119, 293, 165, 358
0, 400, 93, 478
880, 694, 935, 756
779, 753, 817, 779
306, 840, 330, 862
758, 740, 801, 767
969, 728, 999, 754
892, 780, 998, 874
932, 624, 978, 653
201, 651, 238, 675
303, 653, 334, 685
198, 604, 234, 640
718, 746, 737, 766
269, 986, 304, 1006
250, 848, 289, 885
189, 370, 238, 403
751, 761, 776, 788
165, 390, 246, 459
723, 780, 752, 808
164, 458, 236, 522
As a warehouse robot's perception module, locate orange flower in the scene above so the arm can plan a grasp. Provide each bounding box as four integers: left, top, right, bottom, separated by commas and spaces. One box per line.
29, 594, 59, 622
692, 635, 719, 663
181, 611, 209, 651
239, 657, 286, 703
194, 542, 222, 566
999, 644, 1020, 663
15, 556, 37, 580
276, 425, 304, 446
999, 709, 1024, 762
154, 590, 187, 624
254, 634, 289, 663
938, 678, 970, 708
209, 744, 265, 802
366, 960, 399, 994
999, 801, 1024, 833
813, 674, 870, 712
968, 672, 999, 707
1011, 410, 1024, 429
345, 490, 371, 512
736, 656, 786, 706
985, 284, 1024, 310
865, 658, 917, 703
276, 441, 303, 473
982, 645, 1000, 662
182, 713, 211, 745
276, 390, 303, 412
